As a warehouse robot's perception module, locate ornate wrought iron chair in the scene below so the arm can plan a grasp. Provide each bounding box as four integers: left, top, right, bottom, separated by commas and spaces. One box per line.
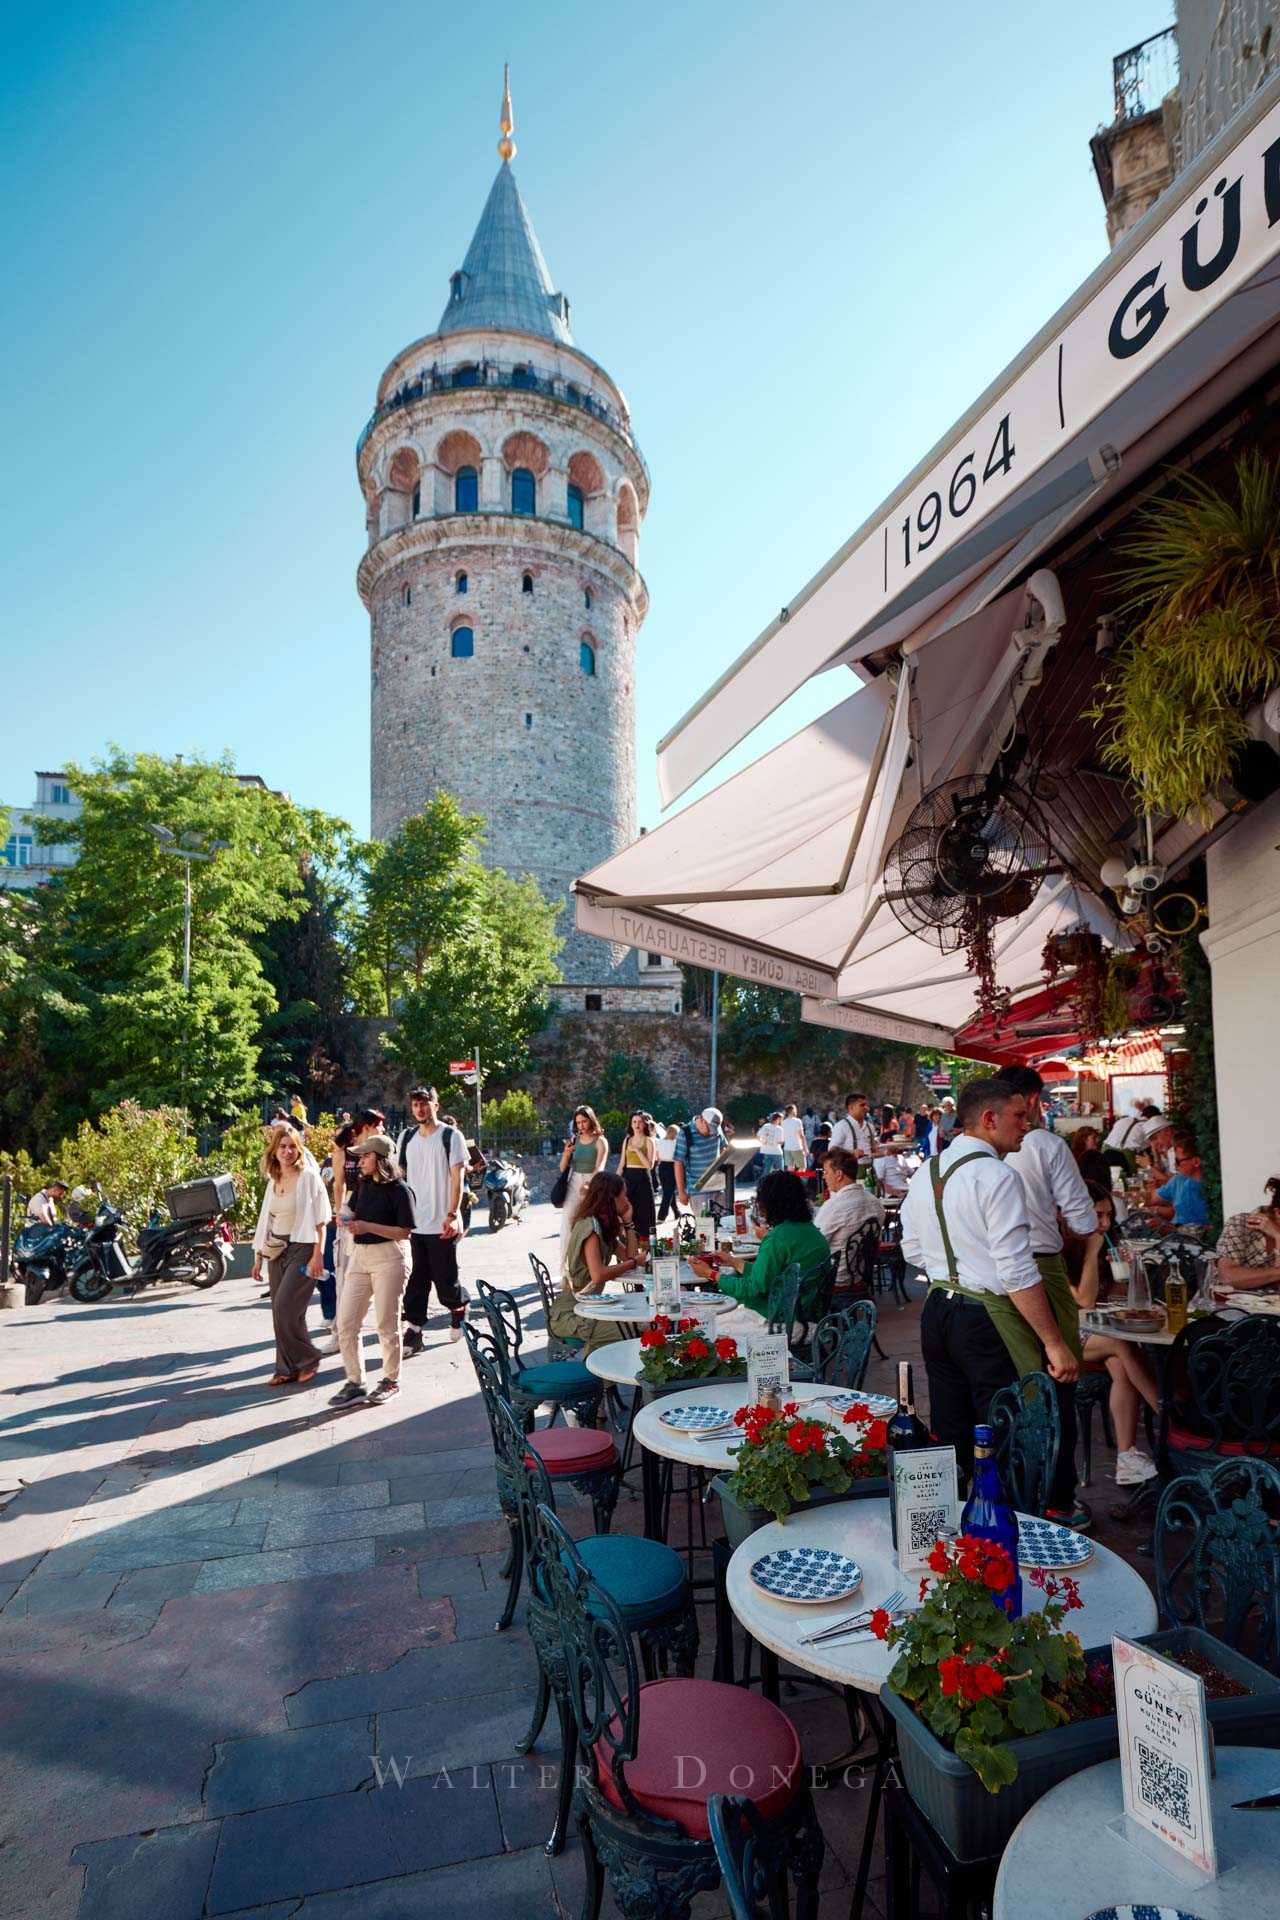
805, 1300, 878, 1390
989, 1370, 1061, 1518
477, 1276, 605, 1429
1074, 1366, 1116, 1486
707, 1795, 783, 1920
1154, 1455, 1280, 1670
502, 1397, 697, 1855
876, 1209, 911, 1307
536, 1499, 825, 1918
462, 1323, 620, 1629
528, 1249, 582, 1364
774, 1254, 838, 1377
1161, 1316, 1280, 1478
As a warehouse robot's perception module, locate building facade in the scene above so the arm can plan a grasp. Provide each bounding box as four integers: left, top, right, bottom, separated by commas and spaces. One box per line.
1, 772, 81, 889
356, 79, 680, 1013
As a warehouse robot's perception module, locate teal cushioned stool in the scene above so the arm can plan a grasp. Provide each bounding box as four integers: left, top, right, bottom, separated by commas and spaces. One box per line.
576, 1534, 689, 1627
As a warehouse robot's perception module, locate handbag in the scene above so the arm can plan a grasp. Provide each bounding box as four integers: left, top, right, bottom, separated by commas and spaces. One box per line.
550, 1163, 571, 1209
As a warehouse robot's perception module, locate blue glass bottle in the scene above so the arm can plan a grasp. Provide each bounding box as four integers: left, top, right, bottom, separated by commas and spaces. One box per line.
959, 1425, 1022, 1619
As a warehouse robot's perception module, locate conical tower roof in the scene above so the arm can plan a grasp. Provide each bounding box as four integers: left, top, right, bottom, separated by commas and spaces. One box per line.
437, 161, 573, 345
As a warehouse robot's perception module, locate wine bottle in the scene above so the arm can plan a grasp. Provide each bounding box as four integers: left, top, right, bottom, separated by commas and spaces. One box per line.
959, 1425, 1022, 1618
887, 1362, 930, 1548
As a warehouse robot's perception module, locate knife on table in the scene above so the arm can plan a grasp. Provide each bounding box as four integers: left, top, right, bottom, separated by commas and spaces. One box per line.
1231, 1789, 1280, 1809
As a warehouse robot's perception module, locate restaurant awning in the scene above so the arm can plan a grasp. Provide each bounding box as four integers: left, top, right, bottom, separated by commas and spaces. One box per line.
656, 77, 1280, 806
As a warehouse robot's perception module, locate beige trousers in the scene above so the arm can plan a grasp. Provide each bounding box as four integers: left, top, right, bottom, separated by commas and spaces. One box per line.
338, 1239, 409, 1385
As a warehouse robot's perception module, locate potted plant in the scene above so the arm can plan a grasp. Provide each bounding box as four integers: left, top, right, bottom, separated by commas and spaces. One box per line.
637, 1316, 747, 1388
877, 1538, 1280, 1861
713, 1398, 889, 1548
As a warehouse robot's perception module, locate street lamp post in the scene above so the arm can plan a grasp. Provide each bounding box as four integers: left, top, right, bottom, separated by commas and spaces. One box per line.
146, 825, 230, 993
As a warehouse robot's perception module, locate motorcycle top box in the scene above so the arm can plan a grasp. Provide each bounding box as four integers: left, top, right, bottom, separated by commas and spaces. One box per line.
166, 1173, 236, 1220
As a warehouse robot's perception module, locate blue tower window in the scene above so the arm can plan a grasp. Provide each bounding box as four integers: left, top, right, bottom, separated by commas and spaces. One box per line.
567, 483, 585, 530
455, 466, 478, 512
579, 639, 596, 677
455, 570, 468, 594
584, 587, 592, 610
451, 363, 479, 388
451, 626, 474, 659
511, 467, 536, 516
511, 364, 536, 389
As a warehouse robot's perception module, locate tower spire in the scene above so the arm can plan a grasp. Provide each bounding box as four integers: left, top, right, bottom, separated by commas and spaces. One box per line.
498, 63, 516, 163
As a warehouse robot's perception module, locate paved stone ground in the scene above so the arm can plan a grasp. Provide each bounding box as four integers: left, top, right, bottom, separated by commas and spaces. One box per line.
0, 1201, 1152, 1918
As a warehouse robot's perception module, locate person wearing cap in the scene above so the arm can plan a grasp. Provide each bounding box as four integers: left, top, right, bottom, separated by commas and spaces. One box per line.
318, 1107, 385, 1352
252, 1122, 332, 1388
674, 1107, 726, 1209
396, 1086, 470, 1348
900, 1075, 1080, 1491
331, 1133, 415, 1405
1004, 1065, 1102, 1529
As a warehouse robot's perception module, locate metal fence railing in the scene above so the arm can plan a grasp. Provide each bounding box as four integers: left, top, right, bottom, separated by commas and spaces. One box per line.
1113, 25, 1179, 124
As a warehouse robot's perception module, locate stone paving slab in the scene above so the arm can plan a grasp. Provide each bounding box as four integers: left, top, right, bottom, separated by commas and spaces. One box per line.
72, 1819, 221, 1920
292, 1844, 560, 1917
232, 1481, 390, 1527
193, 1538, 378, 1596
259, 1502, 424, 1552
204, 1717, 377, 1817
373, 1688, 537, 1778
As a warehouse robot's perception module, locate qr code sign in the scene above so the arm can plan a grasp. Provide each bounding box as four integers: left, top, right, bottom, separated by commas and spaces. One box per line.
1135, 1737, 1192, 1833
908, 1507, 950, 1556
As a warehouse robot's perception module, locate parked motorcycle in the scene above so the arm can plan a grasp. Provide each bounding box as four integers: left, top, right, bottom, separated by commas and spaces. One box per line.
68, 1199, 232, 1303
482, 1154, 528, 1231
10, 1219, 86, 1305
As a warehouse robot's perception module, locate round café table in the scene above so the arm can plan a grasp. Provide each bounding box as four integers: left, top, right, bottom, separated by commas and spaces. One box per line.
993, 1746, 1279, 1920
728, 1500, 1157, 1920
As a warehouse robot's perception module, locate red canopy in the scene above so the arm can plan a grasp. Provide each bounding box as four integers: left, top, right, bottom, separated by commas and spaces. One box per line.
952, 980, 1083, 1067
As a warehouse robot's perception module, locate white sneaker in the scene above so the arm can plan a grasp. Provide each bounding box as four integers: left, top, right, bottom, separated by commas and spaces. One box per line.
1115, 1448, 1159, 1486
448, 1322, 463, 1343
317, 1330, 340, 1356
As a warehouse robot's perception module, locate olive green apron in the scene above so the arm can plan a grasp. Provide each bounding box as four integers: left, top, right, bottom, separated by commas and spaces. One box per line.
927, 1153, 1082, 1378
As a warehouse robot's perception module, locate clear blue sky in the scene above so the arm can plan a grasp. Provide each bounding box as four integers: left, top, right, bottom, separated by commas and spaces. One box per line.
1, 0, 1170, 834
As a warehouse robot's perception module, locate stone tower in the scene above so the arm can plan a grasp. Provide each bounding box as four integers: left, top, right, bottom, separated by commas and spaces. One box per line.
358, 75, 680, 1013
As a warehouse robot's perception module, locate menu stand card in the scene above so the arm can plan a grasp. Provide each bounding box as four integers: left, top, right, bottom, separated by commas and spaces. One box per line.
1110, 1635, 1219, 1884
652, 1257, 681, 1314
746, 1333, 789, 1406
688, 1301, 719, 1340
892, 1446, 959, 1573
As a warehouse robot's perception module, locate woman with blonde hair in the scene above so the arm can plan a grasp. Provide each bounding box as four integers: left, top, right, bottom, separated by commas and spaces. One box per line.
252, 1122, 332, 1387
556, 1104, 609, 1274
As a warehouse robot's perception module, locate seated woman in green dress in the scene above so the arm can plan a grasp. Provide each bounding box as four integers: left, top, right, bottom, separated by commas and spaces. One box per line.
689, 1169, 830, 1320
548, 1171, 644, 1357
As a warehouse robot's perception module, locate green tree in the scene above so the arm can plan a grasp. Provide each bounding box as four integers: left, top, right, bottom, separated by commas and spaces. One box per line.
383, 866, 561, 1087
32, 750, 339, 1129
355, 796, 486, 1015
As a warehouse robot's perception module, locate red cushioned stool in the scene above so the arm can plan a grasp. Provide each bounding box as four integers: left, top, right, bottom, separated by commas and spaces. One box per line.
529, 1426, 619, 1475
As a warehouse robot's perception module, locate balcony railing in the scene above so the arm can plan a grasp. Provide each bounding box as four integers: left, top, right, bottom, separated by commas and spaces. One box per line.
1112, 25, 1179, 125
357, 361, 644, 473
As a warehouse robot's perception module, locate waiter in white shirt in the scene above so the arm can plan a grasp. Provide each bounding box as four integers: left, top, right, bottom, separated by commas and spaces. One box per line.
830, 1091, 877, 1163
1005, 1065, 1102, 1527
1104, 1105, 1148, 1153
901, 1076, 1080, 1487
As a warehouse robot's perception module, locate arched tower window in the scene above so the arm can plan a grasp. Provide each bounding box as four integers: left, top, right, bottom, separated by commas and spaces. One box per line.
451, 363, 479, 388
511, 467, 536, 516
402, 584, 412, 607
511, 364, 536, 390
579, 638, 596, 677
455, 466, 478, 512
584, 587, 593, 611
521, 572, 534, 595
411, 484, 421, 517
566, 484, 585, 530
455, 571, 468, 594
451, 625, 474, 659
617, 482, 639, 565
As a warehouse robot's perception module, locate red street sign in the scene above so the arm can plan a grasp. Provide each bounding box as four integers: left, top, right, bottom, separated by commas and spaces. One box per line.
449, 1060, 476, 1076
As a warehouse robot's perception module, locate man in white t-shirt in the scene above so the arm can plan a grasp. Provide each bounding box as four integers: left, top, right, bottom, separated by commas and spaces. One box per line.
780, 1105, 808, 1169
873, 1144, 912, 1198
397, 1085, 469, 1349
756, 1113, 785, 1176
1104, 1104, 1149, 1152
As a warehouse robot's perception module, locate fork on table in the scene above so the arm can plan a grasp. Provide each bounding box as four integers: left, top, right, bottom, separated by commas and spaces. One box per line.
797, 1587, 905, 1646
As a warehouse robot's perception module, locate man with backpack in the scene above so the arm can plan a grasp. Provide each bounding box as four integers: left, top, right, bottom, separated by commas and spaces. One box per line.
673, 1107, 726, 1211
396, 1084, 470, 1349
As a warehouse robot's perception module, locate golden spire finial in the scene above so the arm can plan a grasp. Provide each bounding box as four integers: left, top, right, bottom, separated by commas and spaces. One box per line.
498, 63, 516, 162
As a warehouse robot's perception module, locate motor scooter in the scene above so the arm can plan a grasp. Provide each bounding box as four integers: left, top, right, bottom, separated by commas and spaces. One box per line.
10, 1219, 86, 1305
482, 1154, 529, 1231
68, 1198, 232, 1303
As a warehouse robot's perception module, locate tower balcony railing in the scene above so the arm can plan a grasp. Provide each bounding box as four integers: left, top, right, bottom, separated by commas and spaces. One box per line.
1111, 25, 1178, 125
357, 361, 647, 477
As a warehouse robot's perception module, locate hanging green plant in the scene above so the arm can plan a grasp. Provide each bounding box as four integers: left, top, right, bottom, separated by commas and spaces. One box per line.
1091, 452, 1280, 820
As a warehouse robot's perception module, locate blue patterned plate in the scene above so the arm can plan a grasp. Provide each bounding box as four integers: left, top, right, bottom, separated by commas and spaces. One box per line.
1082, 1909, 1206, 1920
1016, 1514, 1093, 1570
813, 1392, 895, 1419
658, 1404, 736, 1433
749, 1546, 863, 1605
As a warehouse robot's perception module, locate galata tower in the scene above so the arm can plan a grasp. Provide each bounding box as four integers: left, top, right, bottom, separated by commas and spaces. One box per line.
357, 74, 680, 1013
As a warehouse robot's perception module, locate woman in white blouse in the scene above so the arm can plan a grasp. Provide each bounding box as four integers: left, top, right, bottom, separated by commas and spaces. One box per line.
252, 1123, 332, 1387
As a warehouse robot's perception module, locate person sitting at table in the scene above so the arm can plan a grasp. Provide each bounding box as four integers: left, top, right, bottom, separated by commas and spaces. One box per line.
1065, 1184, 1159, 1487
689, 1169, 829, 1322
814, 1146, 884, 1281
1148, 1134, 1210, 1229
548, 1171, 643, 1357
1215, 1175, 1280, 1291
874, 1141, 912, 1199
1070, 1125, 1113, 1194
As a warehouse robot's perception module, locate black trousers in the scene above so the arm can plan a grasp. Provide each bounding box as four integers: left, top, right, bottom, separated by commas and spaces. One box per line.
920, 1290, 1078, 1509
404, 1233, 467, 1327
656, 1162, 678, 1221
623, 1166, 656, 1238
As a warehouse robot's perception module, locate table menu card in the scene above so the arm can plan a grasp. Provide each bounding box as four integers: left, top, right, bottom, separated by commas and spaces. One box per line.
746, 1332, 789, 1405
892, 1446, 959, 1573
1112, 1634, 1217, 1879
652, 1256, 680, 1313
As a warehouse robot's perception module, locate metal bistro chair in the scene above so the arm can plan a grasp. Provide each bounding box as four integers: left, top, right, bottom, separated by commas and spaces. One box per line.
1161, 1315, 1280, 1479
1074, 1366, 1117, 1487
462, 1323, 620, 1629
528, 1249, 582, 1364
876, 1209, 911, 1307
1154, 1454, 1280, 1671
507, 1399, 698, 1855
707, 1794, 780, 1920
989, 1370, 1061, 1519
807, 1299, 878, 1391
537, 1499, 825, 1919
477, 1276, 605, 1430
773, 1255, 838, 1377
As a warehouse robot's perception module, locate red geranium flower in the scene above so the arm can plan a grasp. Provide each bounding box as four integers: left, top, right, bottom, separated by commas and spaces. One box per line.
651, 1315, 672, 1334
684, 1336, 710, 1361
677, 1316, 698, 1333
639, 1328, 667, 1350
927, 1541, 951, 1575
843, 1402, 871, 1426
869, 1608, 891, 1640
714, 1336, 738, 1361
864, 1419, 889, 1450
938, 1655, 965, 1697
786, 1426, 811, 1454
